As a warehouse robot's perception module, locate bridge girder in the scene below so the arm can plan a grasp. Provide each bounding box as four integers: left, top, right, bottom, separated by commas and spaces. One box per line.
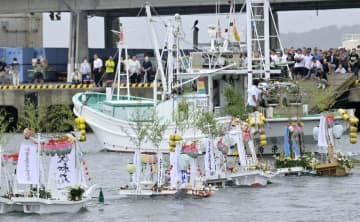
1, 0, 360, 16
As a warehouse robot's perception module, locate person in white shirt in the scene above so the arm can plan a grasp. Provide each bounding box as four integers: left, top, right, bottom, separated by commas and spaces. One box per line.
80, 57, 91, 84
93, 54, 103, 86
247, 79, 262, 112
303, 49, 313, 80
270, 50, 280, 64
126, 55, 141, 83
335, 63, 346, 74
294, 48, 305, 80
309, 57, 323, 80
71, 68, 81, 84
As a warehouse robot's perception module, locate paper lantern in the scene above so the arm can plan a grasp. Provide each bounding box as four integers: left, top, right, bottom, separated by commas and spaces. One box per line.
126, 163, 136, 174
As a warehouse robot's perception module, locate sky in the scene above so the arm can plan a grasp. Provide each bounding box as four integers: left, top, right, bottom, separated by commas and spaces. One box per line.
43, 8, 360, 49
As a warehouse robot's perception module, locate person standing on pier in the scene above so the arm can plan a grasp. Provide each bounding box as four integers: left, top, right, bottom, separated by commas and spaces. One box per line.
0, 56, 7, 84
126, 55, 141, 84
247, 79, 262, 112
141, 56, 153, 83
93, 54, 103, 86
10, 57, 20, 86
104, 56, 115, 86
80, 57, 91, 84
294, 48, 305, 80
348, 48, 359, 79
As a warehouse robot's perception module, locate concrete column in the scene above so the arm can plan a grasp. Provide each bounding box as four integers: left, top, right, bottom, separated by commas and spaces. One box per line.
75, 11, 88, 67
67, 13, 76, 82
270, 11, 280, 50
68, 11, 89, 82
104, 16, 119, 48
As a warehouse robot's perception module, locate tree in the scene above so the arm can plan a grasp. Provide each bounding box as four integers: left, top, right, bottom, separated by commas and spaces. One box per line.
223, 86, 248, 120
43, 104, 75, 133
147, 111, 169, 151
17, 100, 75, 133
17, 100, 47, 133
0, 109, 13, 146
195, 111, 224, 138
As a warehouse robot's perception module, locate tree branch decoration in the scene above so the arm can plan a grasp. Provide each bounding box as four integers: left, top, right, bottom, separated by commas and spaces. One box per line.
223, 86, 248, 120
148, 110, 169, 151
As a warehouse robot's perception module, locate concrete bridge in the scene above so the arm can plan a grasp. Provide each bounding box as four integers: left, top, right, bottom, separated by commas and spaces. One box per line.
1, 0, 360, 15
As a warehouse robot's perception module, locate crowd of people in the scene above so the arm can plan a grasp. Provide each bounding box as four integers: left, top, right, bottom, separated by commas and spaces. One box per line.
0, 46, 358, 88
0, 56, 20, 86
72, 54, 155, 86
269, 46, 359, 88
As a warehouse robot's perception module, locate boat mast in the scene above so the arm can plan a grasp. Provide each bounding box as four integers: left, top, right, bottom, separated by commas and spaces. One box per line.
145, 3, 168, 101
36, 133, 40, 198
246, 0, 271, 88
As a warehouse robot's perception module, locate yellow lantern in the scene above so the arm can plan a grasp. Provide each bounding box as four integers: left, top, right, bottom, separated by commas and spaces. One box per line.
259, 134, 267, 141
175, 135, 183, 141
260, 140, 267, 146
350, 137, 357, 144
258, 120, 264, 127
337, 109, 345, 115
78, 117, 86, 124
126, 163, 136, 174
342, 113, 349, 121
79, 123, 86, 130
249, 120, 255, 127
350, 117, 359, 125
350, 132, 357, 139
80, 135, 86, 141
350, 126, 358, 133
169, 147, 176, 152
169, 134, 176, 140
169, 141, 176, 147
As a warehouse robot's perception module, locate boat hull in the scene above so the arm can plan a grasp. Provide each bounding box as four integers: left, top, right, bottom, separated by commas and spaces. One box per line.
228, 171, 268, 187
73, 93, 231, 153
73, 93, 350, 154
11, 197, 89, 214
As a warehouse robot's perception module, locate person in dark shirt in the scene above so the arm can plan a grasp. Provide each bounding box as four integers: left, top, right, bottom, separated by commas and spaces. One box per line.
0, 56, 7, 84
348, 48, 359, 79
141, 56, 153, 83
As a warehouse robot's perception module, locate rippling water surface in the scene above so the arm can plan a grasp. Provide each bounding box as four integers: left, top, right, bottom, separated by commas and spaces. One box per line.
1, 133, 359, 222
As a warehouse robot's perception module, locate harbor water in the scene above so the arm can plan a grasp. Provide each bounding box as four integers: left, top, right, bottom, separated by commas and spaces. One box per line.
1, 133, 359, 222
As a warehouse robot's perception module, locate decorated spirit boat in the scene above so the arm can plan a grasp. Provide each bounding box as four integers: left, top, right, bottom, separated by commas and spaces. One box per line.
118, 147, 213, 198
314, 111, 357, 176
205, 115, 272, 187
0, 132, 95, 214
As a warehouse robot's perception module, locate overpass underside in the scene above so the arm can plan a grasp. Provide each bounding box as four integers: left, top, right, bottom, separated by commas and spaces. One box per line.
88, 1, 360, 17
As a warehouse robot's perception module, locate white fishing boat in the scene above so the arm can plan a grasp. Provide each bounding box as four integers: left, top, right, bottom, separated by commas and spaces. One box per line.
0, 132, 96, 214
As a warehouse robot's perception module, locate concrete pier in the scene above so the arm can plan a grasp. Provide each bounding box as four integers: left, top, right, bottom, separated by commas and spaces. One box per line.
0, 83, 156, 121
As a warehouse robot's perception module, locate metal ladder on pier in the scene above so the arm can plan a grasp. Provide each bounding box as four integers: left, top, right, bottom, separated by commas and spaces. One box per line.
246, 0, 290, 87
112, 22, 131, 100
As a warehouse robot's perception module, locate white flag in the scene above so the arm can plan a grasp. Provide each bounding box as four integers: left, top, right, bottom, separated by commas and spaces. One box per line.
170, 143, 180, 189
17, 143, 39, 185
204, 137, 216, 177
48, 148, 76, 189
236, 131, 247, 167
157, 153, 164, 187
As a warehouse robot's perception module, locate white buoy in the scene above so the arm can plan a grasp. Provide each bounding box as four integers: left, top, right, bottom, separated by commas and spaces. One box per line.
312, 126, 319, 141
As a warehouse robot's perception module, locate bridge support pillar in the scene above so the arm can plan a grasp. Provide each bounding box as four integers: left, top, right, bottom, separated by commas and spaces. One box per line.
104, 16, 119, 48
67, 11, 89, 82
270, 11, 280, 50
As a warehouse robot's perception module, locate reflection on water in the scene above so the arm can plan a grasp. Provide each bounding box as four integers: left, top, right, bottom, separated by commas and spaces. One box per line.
1, 133, 359, 222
